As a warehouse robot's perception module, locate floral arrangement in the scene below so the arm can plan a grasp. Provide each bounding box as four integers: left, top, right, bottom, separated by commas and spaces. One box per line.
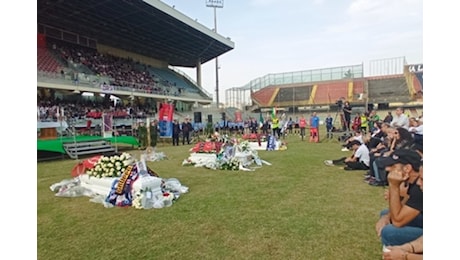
279, 141, 288, 151
242, 133, 266, 142
132, 190, 176, 209
239, 140, 251, 152
86, 152, 134, 178
190, 141, 220, 153
218, 156, 240, 171
132, 192, 143, 209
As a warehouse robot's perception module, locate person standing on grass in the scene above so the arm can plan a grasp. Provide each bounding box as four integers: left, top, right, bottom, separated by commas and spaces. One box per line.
360, 111, 369, 134
352, 112, 362, 132
262, 117, 269, 135
287, 117, 294, 135
149, 119, 159, 147
271, 114, 280, 138
137, 121, 147, 148
299, 115, 307, 141
342, 101, 352, 131
172, 119, 181, 146
309, 112, 320, 142
181, 117, 193, 145
325, 113, 333, 139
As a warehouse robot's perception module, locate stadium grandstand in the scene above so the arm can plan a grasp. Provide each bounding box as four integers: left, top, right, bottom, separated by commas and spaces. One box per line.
226, 57, 423, 116
38, 0, 234, 125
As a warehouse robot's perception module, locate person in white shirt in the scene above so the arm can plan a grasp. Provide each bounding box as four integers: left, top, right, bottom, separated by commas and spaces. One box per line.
409, 117, 423, 149
390, 107, 409, 130
340, 130, 364, 151
325, 140, 370, 170
408, 117, 423, 136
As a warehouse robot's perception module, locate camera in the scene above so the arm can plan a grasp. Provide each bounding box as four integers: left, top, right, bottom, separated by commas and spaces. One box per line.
335, 99, 343, 107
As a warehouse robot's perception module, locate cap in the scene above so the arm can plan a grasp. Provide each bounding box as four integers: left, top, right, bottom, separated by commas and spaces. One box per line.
380, 149, 422, 170
346, 140, 361, 149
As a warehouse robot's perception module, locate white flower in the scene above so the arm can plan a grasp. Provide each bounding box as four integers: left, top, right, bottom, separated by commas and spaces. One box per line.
86, 153, 135, 178
123, 160, 130, 166
132, 191, 144, 209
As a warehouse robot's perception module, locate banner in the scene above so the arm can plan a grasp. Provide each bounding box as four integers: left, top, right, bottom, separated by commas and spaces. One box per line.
235, 110, 242, 122
266, 135, 277, 151
159, 103, 174, 138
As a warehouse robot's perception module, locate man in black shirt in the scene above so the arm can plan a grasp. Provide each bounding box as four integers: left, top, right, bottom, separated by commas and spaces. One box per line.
172, 119, 181, 146
374, 149, 423, 246
181, 118, 193, 145
342, 101, 352, 131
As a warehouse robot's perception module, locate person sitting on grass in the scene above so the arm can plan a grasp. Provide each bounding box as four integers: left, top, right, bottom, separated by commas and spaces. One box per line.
364, 124, 395, 185
367, 121, 386, 150
340, 130, 364, 151
375, 149, 422, 247
382, 163, 423, 260
324, 140, 370, 170
408, 117, 423, 148
366, 127, 415, 186
352, 112, 362, 132
383, 235, 423, 260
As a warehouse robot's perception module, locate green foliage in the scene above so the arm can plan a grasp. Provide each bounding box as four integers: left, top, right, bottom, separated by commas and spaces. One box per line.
38, 131, 387, 259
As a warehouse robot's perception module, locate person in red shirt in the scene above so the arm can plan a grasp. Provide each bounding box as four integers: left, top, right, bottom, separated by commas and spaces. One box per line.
352, 112, 362, 131
299, 115, 307, 141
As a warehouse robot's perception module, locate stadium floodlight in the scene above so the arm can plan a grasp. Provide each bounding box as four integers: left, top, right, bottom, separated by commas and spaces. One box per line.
206, 0, 224, 8
206, 0, 223, 108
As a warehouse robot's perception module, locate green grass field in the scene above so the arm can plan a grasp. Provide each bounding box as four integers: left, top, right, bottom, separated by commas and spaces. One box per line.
38, 131, 388, 260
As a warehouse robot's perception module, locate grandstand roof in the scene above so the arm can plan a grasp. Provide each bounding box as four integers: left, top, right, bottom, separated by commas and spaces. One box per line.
37, 0, 235, 68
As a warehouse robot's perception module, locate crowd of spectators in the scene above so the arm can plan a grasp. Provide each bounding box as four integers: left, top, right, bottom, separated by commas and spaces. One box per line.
37, 97, 155, 123
46, 39, 181, 96
323, 106, 423, 258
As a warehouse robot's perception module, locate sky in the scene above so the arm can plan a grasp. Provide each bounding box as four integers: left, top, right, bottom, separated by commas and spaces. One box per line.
160, 0, 423, 104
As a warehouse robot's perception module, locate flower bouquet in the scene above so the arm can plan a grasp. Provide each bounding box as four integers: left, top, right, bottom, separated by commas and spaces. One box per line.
216, 155, 239, 171
86, 152, 134, 178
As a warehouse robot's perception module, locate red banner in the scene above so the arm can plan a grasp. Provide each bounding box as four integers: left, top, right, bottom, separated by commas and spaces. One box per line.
159, 103, 174, 137
159, 103, 174, 121
235, 111, 242, 122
